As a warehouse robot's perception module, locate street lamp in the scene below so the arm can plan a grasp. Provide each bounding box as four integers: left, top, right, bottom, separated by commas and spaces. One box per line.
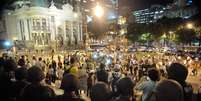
169, 31, 173, 34
186, 23, 194, 29
94, 3, 104, 18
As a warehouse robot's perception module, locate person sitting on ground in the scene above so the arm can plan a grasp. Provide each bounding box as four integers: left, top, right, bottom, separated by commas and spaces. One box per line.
167, 63, 193, 101
55, 74, 85, 101
114, 77, 135, 101
90, 82, 112, 101
135, 68, 160, 101
21, 66, 55, 101
155, 79, 184, 101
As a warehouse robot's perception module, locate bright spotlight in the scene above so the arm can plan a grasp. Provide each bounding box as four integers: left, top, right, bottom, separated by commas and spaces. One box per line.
186, 23, 193, 29
74, 13, 78, 18
94, 3, 104, 18
4, 41, 11, 47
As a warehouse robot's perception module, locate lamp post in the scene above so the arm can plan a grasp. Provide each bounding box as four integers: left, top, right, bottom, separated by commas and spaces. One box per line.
186, 23, 194, 29
94, 2, 104, 18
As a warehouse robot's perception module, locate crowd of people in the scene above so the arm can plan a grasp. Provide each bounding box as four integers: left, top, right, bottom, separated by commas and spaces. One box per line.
0, 50, 201, 101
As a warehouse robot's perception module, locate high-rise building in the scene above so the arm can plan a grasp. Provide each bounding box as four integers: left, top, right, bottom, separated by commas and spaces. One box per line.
133, 5, 166, 24
174, 0, 193, 7
132, 0, 198, 24
166, 0, 198, 19
186, 0, 193, 6
165, 6, 198, 19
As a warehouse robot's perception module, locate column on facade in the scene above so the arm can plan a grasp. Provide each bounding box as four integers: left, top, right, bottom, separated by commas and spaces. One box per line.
50, 16, 56, 41
16, 19, 22, 40
65, 21, 69, 44
19, 19, 25, 40
77, 22, 80, 42
70, 22, 74, 44
27, 18, 33, 40
79, 22, 83, 42
24, 18, 30, 40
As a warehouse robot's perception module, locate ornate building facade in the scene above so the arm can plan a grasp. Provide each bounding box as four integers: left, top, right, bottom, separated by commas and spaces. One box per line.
2, 0, 83, 50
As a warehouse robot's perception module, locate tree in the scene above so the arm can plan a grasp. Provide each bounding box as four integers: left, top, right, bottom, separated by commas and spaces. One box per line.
156, 17, 183, 34
126, 23, 148, 42
139, 33, 153, 43
176, 29, 197, 44
87, 18, 109, 40
126, 17, 184, 43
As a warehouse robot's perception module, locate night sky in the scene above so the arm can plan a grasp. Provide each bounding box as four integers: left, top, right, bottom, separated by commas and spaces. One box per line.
0, 0, 200, 12
119, 0, 173, 10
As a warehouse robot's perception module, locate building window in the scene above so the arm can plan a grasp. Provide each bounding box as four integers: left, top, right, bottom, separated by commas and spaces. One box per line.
32, 18, 41, 31
36, 19, 40, 30
42, 18, 47, 30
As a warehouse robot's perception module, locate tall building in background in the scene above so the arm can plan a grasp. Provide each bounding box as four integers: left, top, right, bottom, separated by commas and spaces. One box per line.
186, 0, 193, 6
166, 0, 198, 19
132, 0, 198, 24
1, 0, 83, 50
30, 0, 48, 7
174, 0, 193, 7
177, 0, 186, 7
133, 5, 166, 24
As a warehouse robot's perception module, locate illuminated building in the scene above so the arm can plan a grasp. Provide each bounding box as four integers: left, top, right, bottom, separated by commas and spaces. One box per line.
166, 0, 198, 19
165, 6, 198, 19
186, 0, 193, 6
133, 5, 166, 24
132, 0, 198, 24
174, 0, 193, 7
1, 0, 83, 49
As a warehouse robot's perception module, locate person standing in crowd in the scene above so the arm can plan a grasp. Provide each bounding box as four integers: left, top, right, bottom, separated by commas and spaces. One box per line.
78, 65, 88, 95
87, 72, 95, 96
111, 65, 122, 98
35, 57, 45, 71
167, 63, 193, 101
64, 55, 70, 66
155, 79, 184, 101
21, 66, 55, 101
50, 60, 57, 83
11, 67, 29, 101
55, 74, 85, 101
63, 57, 79, 76
0, 58, 17, 101
31, 56, 37, 66
57, 64, 64, 80
96, 63, 109, 84
45, 65, 52, 85
26, 59, 32, 69
18, 55, 26, 67
135, 68, 160, 101
90, 82, 112, 101
114, 77, 135, 101
129, 57, 137, 74
58, 55, 63, 69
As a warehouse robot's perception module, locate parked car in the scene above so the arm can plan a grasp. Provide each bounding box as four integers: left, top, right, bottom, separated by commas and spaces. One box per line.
137, 45, 147, 52
128, 47, 137, 52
